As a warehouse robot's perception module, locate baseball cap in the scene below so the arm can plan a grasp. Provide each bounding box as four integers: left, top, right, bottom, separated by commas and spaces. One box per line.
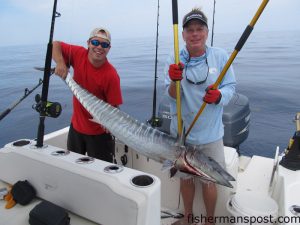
182, 9, 208, 28
89, 27, 111, 43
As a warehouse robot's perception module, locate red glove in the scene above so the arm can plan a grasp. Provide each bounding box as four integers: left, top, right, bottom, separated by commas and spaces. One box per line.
168, 63, 184, 81
203, 85, 222, 104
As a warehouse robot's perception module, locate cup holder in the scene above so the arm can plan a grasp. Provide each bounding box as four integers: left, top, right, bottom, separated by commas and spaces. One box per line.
75, 156, 95, 164
51, 150, 70, 156
104, 165, 124, 174
131, 175, 154, 188
12, 140, 31, 147
290, 205, 300, 215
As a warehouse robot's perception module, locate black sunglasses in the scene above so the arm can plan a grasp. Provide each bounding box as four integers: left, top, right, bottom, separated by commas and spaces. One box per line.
185, 58, 209, 85
90, 39, 110, 48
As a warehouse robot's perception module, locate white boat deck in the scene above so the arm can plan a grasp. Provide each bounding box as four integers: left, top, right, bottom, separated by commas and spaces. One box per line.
237, 155, 274, 194
1, 126, 300, 225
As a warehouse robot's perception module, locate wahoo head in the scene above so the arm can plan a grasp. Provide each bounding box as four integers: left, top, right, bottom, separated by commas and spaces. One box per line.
172, 146, 235, 188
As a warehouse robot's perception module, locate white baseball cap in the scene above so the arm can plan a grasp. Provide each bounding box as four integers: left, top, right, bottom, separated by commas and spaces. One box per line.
89, 27, 111, 43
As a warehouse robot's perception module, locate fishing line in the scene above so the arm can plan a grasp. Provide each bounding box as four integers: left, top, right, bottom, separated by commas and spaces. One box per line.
0, 79, 43, 121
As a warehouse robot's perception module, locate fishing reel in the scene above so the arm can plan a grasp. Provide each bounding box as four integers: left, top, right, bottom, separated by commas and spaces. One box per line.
33, 94, 62, 118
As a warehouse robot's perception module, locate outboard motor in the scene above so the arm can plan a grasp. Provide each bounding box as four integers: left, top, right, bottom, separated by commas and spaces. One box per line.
157, 93, 250, 149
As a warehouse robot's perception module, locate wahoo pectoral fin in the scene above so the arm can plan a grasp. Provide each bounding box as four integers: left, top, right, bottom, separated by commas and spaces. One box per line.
161, 160, 178, 178
170, 168, 178, 178
218, 168, 235, 181
185, 149, 234, 188
216, 177, 233, 188
206, 156, 236, 181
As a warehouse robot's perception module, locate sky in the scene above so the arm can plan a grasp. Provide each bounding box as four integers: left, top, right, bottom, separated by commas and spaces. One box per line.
0, 0, 299, 46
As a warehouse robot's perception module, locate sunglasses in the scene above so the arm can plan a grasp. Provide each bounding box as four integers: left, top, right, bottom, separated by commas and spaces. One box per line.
185, 58, 209, 85
90, 39, 110, 48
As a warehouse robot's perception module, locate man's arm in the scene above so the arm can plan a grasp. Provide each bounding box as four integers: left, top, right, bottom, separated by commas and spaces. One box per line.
52, 41, 68, 79
168, 81, 177, 99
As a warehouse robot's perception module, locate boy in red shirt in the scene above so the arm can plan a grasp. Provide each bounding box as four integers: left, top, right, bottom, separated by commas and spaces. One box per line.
52, 27, 122, 162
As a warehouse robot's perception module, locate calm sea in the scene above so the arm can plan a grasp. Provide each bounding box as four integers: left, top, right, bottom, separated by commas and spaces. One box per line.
0, 31, 299, 158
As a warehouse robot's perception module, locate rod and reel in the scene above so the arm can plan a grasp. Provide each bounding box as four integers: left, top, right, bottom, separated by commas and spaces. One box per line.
32, 94, 61, 119
0, 79, 43, 121
0, 67, 60, 121
147, 0, 162, 128
32, 67, 61, 119
279, 113, 300, 171
1, 0, 63, 146
36, 0, 61, 147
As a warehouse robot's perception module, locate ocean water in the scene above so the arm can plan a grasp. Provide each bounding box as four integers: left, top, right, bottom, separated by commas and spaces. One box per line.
0, 31, 299, 158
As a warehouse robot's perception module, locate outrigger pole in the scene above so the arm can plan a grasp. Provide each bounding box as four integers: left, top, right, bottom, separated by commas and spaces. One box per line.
185, 0, 270, 138
172, 0, 183, 135
36, 0, 60, 147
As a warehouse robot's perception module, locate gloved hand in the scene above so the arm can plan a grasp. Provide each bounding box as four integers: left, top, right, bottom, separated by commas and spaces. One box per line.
203, 84, 222, 104
168, 63, 184, 81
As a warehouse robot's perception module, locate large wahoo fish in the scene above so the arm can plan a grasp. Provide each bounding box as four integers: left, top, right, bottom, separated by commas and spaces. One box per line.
65, 74, 235, 188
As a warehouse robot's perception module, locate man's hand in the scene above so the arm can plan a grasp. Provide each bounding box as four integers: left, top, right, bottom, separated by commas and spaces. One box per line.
168, 62, 184, 81
203, 84, 222, 104
54, 62, 69, 80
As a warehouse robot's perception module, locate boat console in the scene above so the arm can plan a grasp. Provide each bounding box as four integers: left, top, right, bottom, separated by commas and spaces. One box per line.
0, 140, 161, 225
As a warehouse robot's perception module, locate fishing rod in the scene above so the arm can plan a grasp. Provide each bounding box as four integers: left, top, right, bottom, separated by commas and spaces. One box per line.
172, 0, 183, 135
0, 68, 57, 122
185, 0, 270, 138
148, 0, 162, 127
0, 79, 42, 121
211, 0, 216, 46
36, 0, 61, 147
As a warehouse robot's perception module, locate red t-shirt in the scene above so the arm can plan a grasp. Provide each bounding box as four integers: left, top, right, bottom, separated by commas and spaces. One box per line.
60, 42, 123, 135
